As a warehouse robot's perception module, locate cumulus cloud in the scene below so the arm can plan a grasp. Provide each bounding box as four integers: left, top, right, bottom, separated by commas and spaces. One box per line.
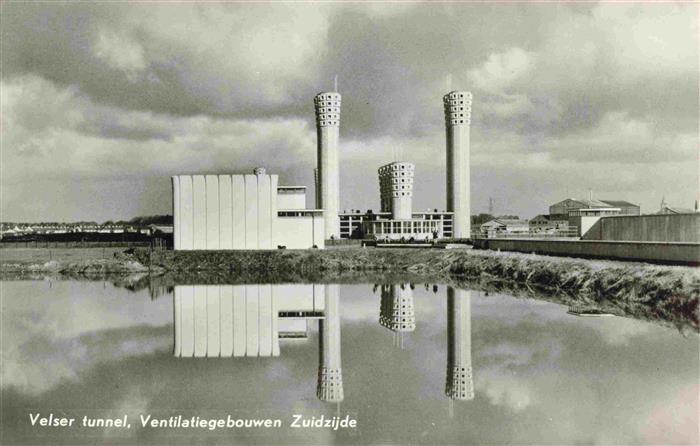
1, 2, 697, 221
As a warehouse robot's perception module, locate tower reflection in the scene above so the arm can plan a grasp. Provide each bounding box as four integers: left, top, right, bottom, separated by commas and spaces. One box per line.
445, 287, 474, 401
317, 284, 344, 402
379, 284, 416, 349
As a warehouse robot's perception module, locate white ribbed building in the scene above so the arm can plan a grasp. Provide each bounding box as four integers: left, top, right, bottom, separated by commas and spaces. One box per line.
172, 168, 324, 250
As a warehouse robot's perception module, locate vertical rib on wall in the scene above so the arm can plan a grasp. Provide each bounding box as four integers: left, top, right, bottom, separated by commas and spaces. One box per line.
219, 176, 233, 249
193, 176, 207, 249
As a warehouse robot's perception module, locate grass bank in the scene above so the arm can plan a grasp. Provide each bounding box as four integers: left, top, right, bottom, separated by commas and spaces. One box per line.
2, 247, 697, 329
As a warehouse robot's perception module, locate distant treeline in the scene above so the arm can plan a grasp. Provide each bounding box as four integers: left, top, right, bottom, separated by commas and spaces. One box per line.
471, 214, 520, 225
122, 215, 173, 226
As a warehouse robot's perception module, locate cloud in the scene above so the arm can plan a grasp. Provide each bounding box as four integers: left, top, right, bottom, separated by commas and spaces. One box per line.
468, 48, 536, 95
1, 2, 697, 221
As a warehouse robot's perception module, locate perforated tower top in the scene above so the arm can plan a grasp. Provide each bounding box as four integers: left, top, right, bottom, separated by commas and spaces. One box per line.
443, 91, 472, 126
314, 92, 342, 127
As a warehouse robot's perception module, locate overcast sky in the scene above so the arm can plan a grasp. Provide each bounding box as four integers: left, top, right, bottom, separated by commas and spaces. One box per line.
1, 2, 697, 222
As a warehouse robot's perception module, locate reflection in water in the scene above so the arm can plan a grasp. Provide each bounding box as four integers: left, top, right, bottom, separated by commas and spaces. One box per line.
318, 285, 343, 403
379, 284, 416, 349
446, 288, 475, 401
173, 284, 325, 358
172, 284, 344, 402
173, 284, 473, 404
3, 280, 698, 445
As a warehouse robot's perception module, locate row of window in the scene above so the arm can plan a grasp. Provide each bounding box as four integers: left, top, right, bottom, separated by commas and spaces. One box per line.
379, 177, 415, 185
316, 120, 339, 126
316, 107, 340, 114
316, 113, 339, 120
444, 91, 473, 100
444, 99, 471, 106
444, 112, 470, 118
315, 92, 341, 100
367, 220, 440, 234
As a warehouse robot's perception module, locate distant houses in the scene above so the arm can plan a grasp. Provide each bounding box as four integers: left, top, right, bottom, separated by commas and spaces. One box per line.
479, 218, 529, 238
529, 214, 569, 232
0, 221, 170, 240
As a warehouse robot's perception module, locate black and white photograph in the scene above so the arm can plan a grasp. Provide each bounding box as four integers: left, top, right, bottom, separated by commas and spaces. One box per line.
1, 1, 698, 445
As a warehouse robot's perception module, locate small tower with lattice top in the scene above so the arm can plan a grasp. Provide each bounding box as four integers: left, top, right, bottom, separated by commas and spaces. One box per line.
378, 162, 415, 220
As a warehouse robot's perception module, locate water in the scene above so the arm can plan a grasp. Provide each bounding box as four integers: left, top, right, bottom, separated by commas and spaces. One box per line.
1, 279, 698, 445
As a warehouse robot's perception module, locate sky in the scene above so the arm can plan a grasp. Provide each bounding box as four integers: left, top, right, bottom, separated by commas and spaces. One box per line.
1, 1, 698, 222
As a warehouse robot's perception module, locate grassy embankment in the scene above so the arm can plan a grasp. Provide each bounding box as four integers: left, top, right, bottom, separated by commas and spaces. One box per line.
1, 247, 697, 329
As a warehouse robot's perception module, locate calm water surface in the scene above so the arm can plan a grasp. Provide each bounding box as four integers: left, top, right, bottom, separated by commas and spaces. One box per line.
1, 280, 698, 445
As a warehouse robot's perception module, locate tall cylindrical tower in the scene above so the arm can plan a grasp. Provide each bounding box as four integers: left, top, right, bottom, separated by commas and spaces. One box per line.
445, 287, 474, 400
444, 91, 472, 239
314, 92, 342, 239
317, 284, 344, 402
378, 162, 414, 220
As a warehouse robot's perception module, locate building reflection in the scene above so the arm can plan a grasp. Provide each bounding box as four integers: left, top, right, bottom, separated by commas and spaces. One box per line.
172, 284, 473, 404
379, 284, 416, 349
445, 287, 475, 401
172, 284, 342, 402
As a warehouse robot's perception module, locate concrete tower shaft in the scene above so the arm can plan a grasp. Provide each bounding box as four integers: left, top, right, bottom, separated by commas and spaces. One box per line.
378, 162, 415, 220
317, 284, 344, 402
445, 287, 474, 401
314, 92, 342, 239
443, 91, 472, 239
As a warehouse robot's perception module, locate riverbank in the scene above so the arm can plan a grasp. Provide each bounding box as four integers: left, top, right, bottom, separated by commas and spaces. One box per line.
2, 247, 697, 329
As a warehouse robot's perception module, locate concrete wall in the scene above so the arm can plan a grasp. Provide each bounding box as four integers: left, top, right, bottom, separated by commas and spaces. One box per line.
277, 190, 306, 210
582, 213, 700, 242
569, 216, 602, 237
274, 214, 325, 249
175, 174, 319, 250
173, 174, 277, 250
474, 238, 699, 265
